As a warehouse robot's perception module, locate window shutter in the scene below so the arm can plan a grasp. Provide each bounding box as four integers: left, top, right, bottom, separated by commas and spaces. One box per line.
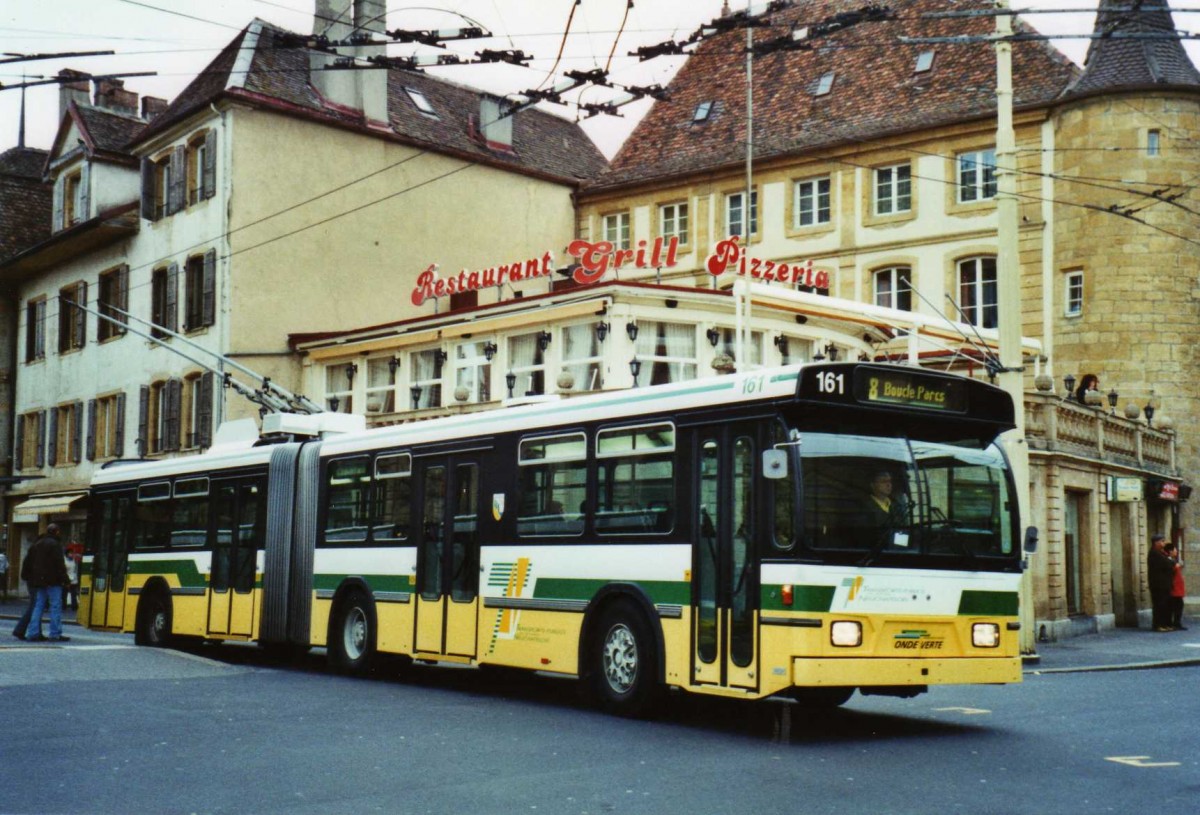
166, 378, 182, 451
117, 265, 129, 335
52, 176, 64, 232
115, 392, 126, 457
86, 399, 97, 461
79, 162, 91, 222
74, 282, 87, 348
141, 158, 157, 221
197, 372, 214, 449
35, 411, 46, 468
203, 129, 217, 200
202, 249, 216, 326
165, 262, 179, 333
169, 145, 186, 214
72, 400, 83, 464
138, 385, 149, 457
14, 418, 23, 471
35, 300, 45, 358
48, 407, 59, 467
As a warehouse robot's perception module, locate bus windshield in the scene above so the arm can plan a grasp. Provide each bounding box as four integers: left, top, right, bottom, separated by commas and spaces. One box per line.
796, 431, 1015, 563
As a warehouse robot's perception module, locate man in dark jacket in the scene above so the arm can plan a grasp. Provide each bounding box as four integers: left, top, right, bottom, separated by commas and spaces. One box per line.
1148, 533, 1175, 633
21, 523, 71, 642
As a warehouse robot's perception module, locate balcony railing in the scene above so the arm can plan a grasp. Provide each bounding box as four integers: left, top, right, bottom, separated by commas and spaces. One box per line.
1024, 391, 1175, 474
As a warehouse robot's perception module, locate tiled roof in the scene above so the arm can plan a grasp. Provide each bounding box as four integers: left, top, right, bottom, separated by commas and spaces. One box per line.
587, 0, 1078, 192
74, 104, 148, 154
0, 148, 52, 263
1064, 0, 1200, 98
137, 21, 607, 184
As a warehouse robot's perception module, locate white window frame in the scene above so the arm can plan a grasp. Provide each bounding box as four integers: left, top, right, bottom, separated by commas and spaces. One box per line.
726, 190, 758, 237
454, 340, 493, 403
603, 212, 630, 250
404, 87, 437, 117
873, 266, 912, 311
410, 349, 444, 409
957, 257, 998, 329
561, 323, 603, 392
508, 332, 549, 398
794, 177, 831, 228
1064, 271, 1084, 317
659, 202, 689, 245
874, 163, 911, 215
635, 321, 697, 386
957, 149, 997, 203
813, 72, 835, 96
325, 365, 354, 414
364, 357, 397, 413
915, 50, 935, 73
1147, 129, 1161, 157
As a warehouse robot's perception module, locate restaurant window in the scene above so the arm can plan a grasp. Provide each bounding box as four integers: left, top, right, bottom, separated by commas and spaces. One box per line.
635, 321, 697, 386
508, 331, 548, 397
365, 357, 397, 413
562, 323, 603, 392
411, 349, 444, 409
325, 364, 354, 414
713, 328, 763, 370
455, 340, 493, 403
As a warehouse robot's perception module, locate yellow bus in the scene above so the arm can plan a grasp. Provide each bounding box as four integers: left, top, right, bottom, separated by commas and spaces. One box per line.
82, 362, 1028, 715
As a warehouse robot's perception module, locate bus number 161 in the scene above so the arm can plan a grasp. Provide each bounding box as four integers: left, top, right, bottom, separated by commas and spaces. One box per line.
817, 371, 845, 395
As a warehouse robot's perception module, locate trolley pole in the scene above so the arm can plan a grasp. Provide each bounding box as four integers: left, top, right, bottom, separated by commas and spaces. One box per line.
994, 1, 1036, 655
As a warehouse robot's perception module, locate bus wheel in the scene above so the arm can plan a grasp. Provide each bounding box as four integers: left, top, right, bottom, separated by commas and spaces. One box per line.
135, 592, 173, 648
588, 601, 662, 717
329, 592, 375, 674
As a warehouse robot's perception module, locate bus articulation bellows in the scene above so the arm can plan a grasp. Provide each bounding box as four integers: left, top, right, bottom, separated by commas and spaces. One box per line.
82, 362, 1027, 716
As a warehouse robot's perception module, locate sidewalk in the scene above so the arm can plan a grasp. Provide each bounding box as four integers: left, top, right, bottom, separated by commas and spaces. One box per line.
3, 599, 1199, 672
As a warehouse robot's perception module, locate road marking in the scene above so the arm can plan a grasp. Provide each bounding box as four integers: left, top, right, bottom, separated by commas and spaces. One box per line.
1182, 643, 1200, 649
933, 707, 991, 715
1106, 756, 1181, 768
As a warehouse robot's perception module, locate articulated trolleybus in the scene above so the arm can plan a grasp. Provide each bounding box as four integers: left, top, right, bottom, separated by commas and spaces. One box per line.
82, 362, 1025, 715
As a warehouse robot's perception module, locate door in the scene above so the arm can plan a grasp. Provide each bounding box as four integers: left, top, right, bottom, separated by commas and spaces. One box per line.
693, 426, 759, 690
207, 478, 265, 637
88, 493, 132, 629
414, 457, 480, 657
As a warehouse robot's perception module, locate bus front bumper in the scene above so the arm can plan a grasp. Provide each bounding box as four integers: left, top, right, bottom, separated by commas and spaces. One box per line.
793, 656, 1022, 687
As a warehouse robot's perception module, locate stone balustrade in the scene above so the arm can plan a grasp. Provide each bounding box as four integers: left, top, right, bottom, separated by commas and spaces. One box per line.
1024, 391, 1175, 474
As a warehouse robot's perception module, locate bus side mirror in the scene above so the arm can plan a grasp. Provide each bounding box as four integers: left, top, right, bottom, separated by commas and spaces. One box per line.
763, 449, 788, 480
1024, 525, 1038, 554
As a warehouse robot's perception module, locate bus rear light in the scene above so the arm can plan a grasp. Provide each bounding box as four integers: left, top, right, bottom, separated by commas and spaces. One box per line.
972, 623, 1001, 648
781, 584, 793, 607
831, 620, 862, 647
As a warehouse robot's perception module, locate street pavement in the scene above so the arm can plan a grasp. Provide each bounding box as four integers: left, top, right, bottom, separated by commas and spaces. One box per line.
3, 598, 1197, 674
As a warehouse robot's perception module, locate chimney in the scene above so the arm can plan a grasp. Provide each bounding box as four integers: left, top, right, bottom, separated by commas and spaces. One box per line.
310, 0, 388, 124
57, 69, 91, 120
141, 96, 169, 121
94, 78, 139, 115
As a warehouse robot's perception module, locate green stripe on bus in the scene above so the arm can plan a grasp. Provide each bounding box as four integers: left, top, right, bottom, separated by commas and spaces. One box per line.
958, 590, 1019, 616
533, 577, 690, 606
760, 584, 836, 613
314, 573, 413, 592
128, 559, 207, 589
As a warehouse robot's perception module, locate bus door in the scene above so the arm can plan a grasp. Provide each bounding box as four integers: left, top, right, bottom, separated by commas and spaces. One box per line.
414, 456, 481, 658
88, 492, 133, 629
692, 425, 759, 690
207, 478, 265, 637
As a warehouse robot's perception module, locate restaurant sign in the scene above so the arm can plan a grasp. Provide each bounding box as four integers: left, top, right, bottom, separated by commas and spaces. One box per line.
411, 235, 830, 306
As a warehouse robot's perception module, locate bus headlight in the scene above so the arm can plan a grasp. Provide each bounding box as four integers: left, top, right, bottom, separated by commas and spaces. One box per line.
972, 623, 1001, 648
831, 621, 863, 647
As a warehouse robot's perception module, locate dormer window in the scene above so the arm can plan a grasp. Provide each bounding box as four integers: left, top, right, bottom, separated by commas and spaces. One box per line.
693, 101, 713, 123
915, 50, 935, 73
405, 87, 437, 117
53, 165, 89, 231
813, 72, 835, 97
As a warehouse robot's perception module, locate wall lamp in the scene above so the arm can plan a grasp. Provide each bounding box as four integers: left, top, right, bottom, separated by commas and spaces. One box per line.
538, 330, 552, 352
1107, 388, 1119, 413
328, 396, 340, 412
410, 385, 422, 410
345, 362, 358, 386
596, 321, 610, 343
706, 327, 721, 347
387, 356, 401, 377
626, 321, 639, 342
506, 371, 517, 399
824, 343, 839, 362
773, 335, 789, 357
434, 349, 448, 366
1063, 373, 1076, 401
1145, 401, 1156, 427
483, 341, 497, 361
629, 358, 642, 387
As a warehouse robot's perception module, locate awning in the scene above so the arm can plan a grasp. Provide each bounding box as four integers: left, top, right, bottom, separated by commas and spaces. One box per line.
11, 492, 87, 523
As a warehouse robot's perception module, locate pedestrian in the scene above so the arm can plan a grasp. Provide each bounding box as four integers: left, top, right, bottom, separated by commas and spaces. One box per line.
0, 549, 8, 603
63, 551, 79, 611
1165, 541, 1187, 631
20, 523, 71, 642
1148, 533, 1175, 632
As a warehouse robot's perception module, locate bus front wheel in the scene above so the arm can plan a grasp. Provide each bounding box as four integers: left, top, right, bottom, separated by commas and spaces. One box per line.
135, 592, 173, 647
329, 591, 375, 675
588, 601, 662, 717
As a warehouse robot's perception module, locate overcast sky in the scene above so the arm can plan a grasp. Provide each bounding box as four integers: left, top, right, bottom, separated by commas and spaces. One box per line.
1, 0, 1193, 159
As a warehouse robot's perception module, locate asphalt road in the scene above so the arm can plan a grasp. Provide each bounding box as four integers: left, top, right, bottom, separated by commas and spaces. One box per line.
1, 628, 1197, 815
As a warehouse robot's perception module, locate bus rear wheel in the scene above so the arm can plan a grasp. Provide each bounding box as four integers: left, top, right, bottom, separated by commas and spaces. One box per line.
135, 592, 173, 647
329, 591, 375, 675
588, 601, 662, 717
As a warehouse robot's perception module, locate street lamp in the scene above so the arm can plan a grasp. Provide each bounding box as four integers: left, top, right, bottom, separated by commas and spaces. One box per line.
1107, 388, 1119, 414
1063, 373, 1076, 400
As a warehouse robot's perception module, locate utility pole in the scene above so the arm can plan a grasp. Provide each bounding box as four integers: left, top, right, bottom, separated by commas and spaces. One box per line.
994, 0, 1036, 655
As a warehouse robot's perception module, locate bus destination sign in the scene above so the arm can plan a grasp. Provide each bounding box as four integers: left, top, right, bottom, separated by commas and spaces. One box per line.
856, 369, 967, 412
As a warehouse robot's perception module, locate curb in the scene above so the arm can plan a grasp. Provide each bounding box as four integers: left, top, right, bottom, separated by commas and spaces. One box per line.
1025, 657, 1200, 675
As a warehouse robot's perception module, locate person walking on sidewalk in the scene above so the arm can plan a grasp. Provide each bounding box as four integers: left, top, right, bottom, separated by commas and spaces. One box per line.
1148, 533, 1175, 632
20, 523, 71, 642
0, 550, 8, 603
1165, 541, 1187, 631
